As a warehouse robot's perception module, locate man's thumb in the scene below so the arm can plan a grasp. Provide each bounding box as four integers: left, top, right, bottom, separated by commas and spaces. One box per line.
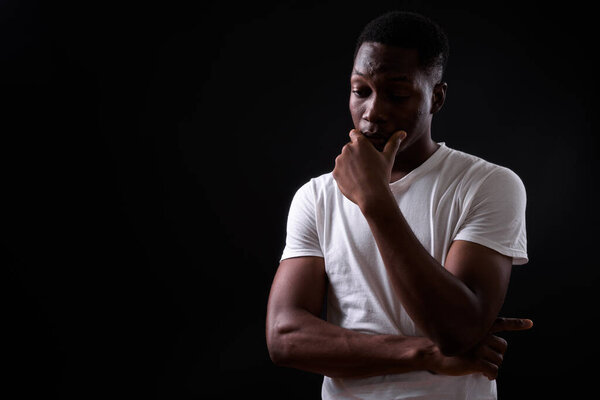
383, 130, 407, 160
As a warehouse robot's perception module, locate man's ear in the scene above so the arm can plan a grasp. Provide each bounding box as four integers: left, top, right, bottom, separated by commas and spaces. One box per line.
430, 82, 447, 114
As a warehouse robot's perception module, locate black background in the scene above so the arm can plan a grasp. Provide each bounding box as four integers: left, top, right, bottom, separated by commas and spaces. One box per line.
3, 0, 598, 399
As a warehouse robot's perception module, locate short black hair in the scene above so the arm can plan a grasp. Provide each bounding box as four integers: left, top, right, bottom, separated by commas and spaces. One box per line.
354, 11, 449, 81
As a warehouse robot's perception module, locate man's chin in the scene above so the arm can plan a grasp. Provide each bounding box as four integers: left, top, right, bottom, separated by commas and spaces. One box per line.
366, 138, 388, 152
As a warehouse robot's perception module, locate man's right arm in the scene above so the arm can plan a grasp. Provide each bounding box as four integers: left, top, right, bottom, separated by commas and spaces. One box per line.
265, 256, 525, 379
266, 256, 432, 378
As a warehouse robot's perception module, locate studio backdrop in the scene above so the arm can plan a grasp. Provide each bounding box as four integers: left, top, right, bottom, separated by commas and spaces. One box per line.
3, 1, 597, 399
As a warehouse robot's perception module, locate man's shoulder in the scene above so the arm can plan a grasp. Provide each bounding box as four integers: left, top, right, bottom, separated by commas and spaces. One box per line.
298, 171, 336, 193
442, 145, 525, 193
442, 145, 495, 170
289, 171, 337, 206
443, 145, 521, 183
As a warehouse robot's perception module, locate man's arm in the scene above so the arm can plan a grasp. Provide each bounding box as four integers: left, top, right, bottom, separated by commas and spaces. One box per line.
266, 256, 431, 378
265, 256, 521, 379
363, 194, 512, 356
333, 130, 518, 355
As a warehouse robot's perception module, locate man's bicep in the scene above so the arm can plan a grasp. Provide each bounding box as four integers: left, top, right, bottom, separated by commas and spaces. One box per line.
267, 256, 327, 319
444, 240, 512, 328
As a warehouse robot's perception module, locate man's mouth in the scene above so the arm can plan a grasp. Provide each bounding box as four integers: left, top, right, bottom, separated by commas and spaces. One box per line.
363, 132, 390, 151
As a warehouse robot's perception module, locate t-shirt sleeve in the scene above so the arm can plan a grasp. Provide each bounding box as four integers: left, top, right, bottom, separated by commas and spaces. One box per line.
280, 181, 323, 261
454, 167, 528, 265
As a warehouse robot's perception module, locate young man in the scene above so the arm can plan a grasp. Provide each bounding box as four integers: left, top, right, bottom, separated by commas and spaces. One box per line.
266, 11, 532, 399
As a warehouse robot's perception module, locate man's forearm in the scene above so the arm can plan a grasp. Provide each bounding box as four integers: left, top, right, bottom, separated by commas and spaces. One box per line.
267, 308, 433, 378
360, 189, 485, 355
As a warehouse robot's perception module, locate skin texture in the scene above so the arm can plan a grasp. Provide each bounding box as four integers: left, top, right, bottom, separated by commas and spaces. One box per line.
266, 41, 532, 380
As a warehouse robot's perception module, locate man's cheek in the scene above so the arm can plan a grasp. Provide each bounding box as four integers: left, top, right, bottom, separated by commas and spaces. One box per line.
400, 107, 425, 129
349, 106, 363, 127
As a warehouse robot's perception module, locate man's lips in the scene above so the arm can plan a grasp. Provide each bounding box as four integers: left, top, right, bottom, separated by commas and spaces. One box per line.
362, 132, 390, 150
362, 130, 391, 138
363, 132, 391, 142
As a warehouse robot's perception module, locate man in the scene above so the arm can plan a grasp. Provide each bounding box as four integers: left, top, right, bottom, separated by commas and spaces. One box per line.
266, 11, 532, 399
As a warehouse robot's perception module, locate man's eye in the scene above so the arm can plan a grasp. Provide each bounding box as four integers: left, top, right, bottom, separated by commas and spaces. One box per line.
352, 89, 369, 97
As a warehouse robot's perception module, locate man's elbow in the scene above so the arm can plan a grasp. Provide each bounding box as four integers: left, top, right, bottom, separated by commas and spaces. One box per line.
266, 320, 297, 366
266, 335, 288, 367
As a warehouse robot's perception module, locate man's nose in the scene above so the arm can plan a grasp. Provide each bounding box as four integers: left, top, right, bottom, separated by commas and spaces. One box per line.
362, 94, 387, 123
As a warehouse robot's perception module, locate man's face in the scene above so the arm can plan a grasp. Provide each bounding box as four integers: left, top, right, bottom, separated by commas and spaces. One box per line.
349, 42, 440, 152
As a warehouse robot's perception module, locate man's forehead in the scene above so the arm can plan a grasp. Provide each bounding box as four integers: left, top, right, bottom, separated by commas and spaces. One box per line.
353, 42, 419, 77
353, 62, 404, 77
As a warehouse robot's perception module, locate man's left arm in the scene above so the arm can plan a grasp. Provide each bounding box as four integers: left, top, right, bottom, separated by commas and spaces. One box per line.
333, 130, 525, 356
361, 190, 512, 356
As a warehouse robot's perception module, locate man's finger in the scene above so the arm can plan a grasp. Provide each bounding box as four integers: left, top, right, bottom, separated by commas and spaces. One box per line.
477, 359, 499, 381
490, 317, 533, 333
382, 130, 407, 161
485, 334, 508, 354
478, 343, 504, 367
349, 129, 362, 143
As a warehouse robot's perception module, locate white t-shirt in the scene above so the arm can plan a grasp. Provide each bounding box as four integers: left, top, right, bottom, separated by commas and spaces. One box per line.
280, 143, 528, 400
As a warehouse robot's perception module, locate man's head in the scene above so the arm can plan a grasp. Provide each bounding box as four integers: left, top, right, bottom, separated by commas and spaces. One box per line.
354, 11, 449, 83
350, 11, 449, 152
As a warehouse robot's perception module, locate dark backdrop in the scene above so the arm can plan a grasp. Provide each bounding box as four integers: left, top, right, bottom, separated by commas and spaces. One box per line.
3, 1, 597, 399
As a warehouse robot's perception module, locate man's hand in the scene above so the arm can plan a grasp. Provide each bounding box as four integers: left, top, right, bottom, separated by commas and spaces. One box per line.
427, 317, 533, 380
332, 129, 406, 209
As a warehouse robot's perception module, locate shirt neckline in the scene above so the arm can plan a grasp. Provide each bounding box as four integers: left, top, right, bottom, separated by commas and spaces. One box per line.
389, 142, 449, 188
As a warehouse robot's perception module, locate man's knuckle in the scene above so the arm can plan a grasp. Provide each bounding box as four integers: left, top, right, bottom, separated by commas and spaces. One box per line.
334, 156, 342, 169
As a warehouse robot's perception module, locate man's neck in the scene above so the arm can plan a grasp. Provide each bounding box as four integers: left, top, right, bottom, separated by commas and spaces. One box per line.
390, 136, 440, 183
